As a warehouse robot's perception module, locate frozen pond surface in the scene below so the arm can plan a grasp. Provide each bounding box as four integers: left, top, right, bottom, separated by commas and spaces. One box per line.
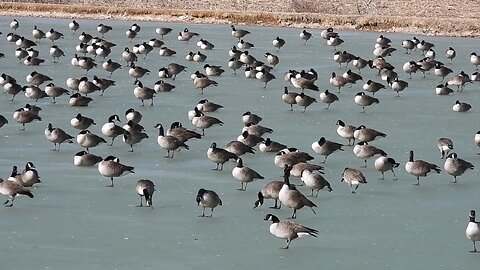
0, 16, 479, 269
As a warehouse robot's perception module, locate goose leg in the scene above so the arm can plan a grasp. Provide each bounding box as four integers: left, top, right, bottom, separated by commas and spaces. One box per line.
106, 177, 114, 187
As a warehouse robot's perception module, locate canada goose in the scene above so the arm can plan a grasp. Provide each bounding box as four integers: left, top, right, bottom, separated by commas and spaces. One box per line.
154, 123, 189, 158
435, 82, 454, 95
299, 29, 312, 44
373, 46, 396, 58
192, 51, 207, 62
98, 156, 134, 187
0, 178, 34, 207
447, 71, 472, 91
78, 32, 93, 43
256, 69, 276, 88
136, 179, 155, 208
290, 162, 324, 178
15, 48, 28, 61
46, 28, 64, 43
254, 180, 283, 209
9, 19, 19, 31
44, 123, 74, 151
354, 92, 379, 113
242, 123, 273, 138
69, 93, 92, 107
73, 151, 103, 167
76, 130, 107, 152
3, 81, 22, 101
225, 140, 255, 156
295, 92, 317, 112
196, 99, 223, 113
405, 150, 441, 185
23, 56, 44, 66
193, 75, 218, 94
49, 45, 64, 63
237, 131, 264, 147
453, 100, 472, 112
278, 165, 316, 219
259, 138, 287, 153
353, 125, 386, 143
96, 23, 112, 37
466, 210, 480, 252
133, 80, 156, 106
437, 138, 454, 159
31, 25, 46, 43
197, 38, 214, 50
129, 63, 150, 81
27, 48, 39, 58
126, 29, 137, 41
203, 64, 224, 77
76, 77, 99, 96
196, 188, 222, 217
301, 169, 332, 197
124, 108, 142, 124
166, 122, 202, 142
352, 56, 369, 73
130, 23, 141, 33
231, 25, 250, 40
123, 120, 145, 134
434, 63, 453, 82
101, 115, 125, 146
0, 115, 8, 128
159, 46, 177, 57
155, 27, 172, 38
336, 120, 356, 146
123, 130, 148, 152
362, 80, 385, 96
239, 51, 256, 66
471, 72, 480, 82
333, 51, 355, 68
387, 77, 409, 97
311, 137, 343, 163
402, 39, 415, 54
289, 74, 319, 92
444, 47, 456, 61
417, 40, 434, 54
320, 27, 337, 40
136, 42, 153, 59
26, 70, 52, 86
207, 142, 238, 171
92, 76, 115, 95
319, 89, 339, 109
44, 83, 69, 103
191, 107, 223, 135
341, 167, 367, 193
374, 156, 400, 180
16, 36, 36, 49
330, 72, 348, 92
282, 87, 299, 111
13, 107, 42, 130
70, 113, 95, 130
237, 39, 254, 49
444, 153, 474, 183
470, 52, 480, 70
402, 61, 422, 79
353, 141, 387, 167
326, 35, 344, 50
122, 47, 137, 65
228, 58, 243, 74
102, 59, 122, 77
154, 80, 175, 93
23, 85, 47, 103
232, 158, 264, 191
264, 213, 318, 249
264, 52, 279, 67
69, 20, 80, 33
178, 28, 199, 41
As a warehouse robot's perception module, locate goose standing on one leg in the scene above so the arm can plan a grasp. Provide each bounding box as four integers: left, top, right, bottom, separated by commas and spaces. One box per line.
278, 165, 316, 219
405, 150, 441, 185
263, 214, 318, 249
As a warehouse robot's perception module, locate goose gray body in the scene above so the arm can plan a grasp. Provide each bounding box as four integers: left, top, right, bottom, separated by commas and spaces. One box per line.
353, 141, 387, 167
311, 137, 343, 163
354, 92, 379, 112
466, 210, 480, 252
290, 162, 324, 178
374, 156, 400, 180
443, 153, 474, 183
0, 178, 34, 207
44, 123, 74, 151
264, 214, 318, 249
196, 188, 222, 217
191, 107, 223, 135
274, 150, 314, 168
225, 140, 255, 156
301, 169, 332, 197
341, 167, 367, 193
353, 125, 386, 142
166, 122, 201, 143
207, 142, 238, 171
74, 151, 103, 166
196, 99, 223, 113
13, 107, 42, 130
259, 138, 287, 153
254, 180, 283, 209
76, 130, 107, 152
336, 120, 356, 145
136, 179, 155, 207
437, 137, 453, 159
154, 123, 189, 158
123, 130, 149, 152
405, 150, 441, 185
98, 156, 135, 187
278, 166, 316, 219
70, 113, 95, 130
232, 158, 264, 191
101, 115, 125, 146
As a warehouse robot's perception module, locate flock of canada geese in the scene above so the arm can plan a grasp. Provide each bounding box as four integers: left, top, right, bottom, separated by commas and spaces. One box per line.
0, 17, 479, 251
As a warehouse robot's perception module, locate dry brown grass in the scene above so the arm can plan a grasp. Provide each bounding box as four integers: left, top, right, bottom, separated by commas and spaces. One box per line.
0, 1, 479, 37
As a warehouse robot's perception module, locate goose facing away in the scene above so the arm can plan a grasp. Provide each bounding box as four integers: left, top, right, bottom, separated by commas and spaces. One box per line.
374, 156, 400, 180
311, 137, 344, 163
300, 169, 332, 197
253, 180, 283, 209
466, 210, 480, 252
196, 188, 222, 217
341, 168, 367, 193
278, 165, 317, 219
97, 156, 135, 187
263, 214, 318, 249
405, 150, 441, 185
0, 178, 34, 207
136, 179, 155, 208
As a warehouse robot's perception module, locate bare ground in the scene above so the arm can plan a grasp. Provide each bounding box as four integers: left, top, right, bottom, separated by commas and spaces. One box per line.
0, 1, 479, 37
